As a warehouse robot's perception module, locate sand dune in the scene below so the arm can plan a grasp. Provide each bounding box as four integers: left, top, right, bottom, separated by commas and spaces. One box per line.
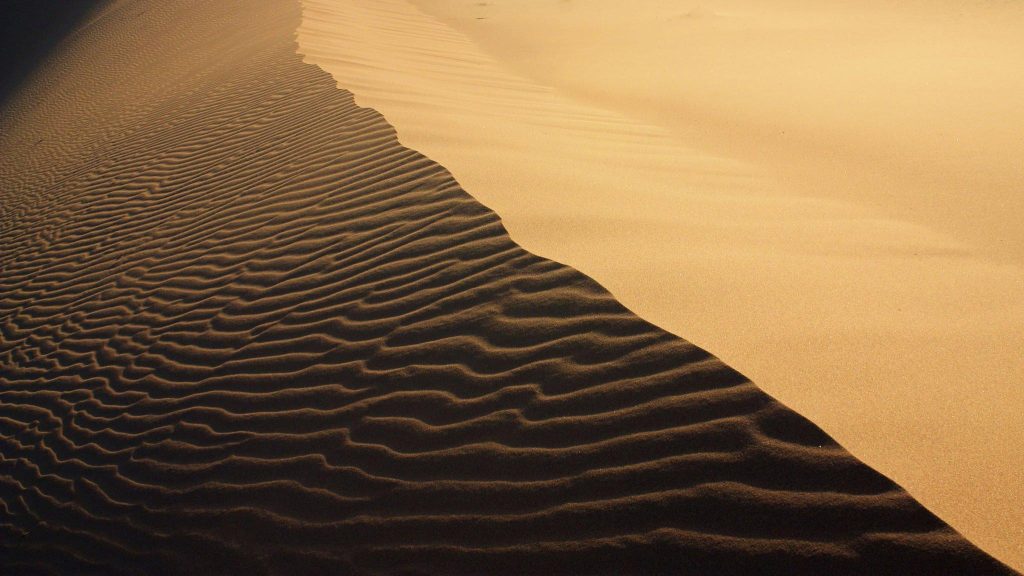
0, 0, 1017, 574
299, 0, 1024, 570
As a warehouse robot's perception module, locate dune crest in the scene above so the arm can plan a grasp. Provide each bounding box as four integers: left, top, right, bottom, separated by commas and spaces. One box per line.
299, 0, 1024, 569
0, 0, 1017, 574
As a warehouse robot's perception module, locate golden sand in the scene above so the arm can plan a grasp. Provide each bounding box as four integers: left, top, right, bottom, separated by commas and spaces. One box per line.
298, 0, 1024, 569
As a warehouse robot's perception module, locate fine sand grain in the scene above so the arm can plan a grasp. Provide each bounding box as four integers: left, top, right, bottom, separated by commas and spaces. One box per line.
0, 0, 1018, 574
299, 0, 1024, 569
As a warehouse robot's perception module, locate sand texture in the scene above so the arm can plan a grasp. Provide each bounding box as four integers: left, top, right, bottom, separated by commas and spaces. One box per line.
299, 0, 1024, 569
0, 0, 1018, 574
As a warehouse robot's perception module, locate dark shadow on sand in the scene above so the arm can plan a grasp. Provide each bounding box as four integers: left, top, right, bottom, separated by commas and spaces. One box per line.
0, 0, 105, 108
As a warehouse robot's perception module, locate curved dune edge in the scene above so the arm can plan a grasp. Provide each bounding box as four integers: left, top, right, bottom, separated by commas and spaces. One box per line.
297, 0, 1024, 570
0, 0, 1017, 574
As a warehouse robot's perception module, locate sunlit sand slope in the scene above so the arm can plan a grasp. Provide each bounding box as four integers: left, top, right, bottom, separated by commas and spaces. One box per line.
298, 1, 1024, 569
0, 0, 1016, 574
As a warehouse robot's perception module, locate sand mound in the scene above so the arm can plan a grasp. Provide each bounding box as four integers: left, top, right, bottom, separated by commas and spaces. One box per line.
0, 0, 1015, 574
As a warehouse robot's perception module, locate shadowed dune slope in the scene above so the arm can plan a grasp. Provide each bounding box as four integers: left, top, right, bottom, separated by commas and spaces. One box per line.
0, 1, 1015, 575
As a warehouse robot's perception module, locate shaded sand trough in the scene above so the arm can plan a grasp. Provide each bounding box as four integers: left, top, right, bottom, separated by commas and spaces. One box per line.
298, 0, 1024, 570
0, 0, 1018, 574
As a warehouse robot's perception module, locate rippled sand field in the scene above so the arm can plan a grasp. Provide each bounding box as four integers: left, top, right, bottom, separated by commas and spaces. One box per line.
0, 0, 1019, 574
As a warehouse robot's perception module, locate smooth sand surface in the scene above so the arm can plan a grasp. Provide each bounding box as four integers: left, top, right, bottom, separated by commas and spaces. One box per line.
298, 0, 1024, 570
1, 0, 1017, 574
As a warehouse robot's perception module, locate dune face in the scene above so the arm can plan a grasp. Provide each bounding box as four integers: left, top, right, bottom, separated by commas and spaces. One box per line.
299, 0, 1024, 570
413, 0, 1024, 259
0, 0, 1017, 575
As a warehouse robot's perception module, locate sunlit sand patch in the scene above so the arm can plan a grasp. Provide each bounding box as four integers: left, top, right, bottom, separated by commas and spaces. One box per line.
299, 0, 1024, 569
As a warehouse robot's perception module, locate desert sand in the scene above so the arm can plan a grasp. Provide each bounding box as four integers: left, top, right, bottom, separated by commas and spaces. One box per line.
0, 0, 1018, 574
299, 0, 1024, 570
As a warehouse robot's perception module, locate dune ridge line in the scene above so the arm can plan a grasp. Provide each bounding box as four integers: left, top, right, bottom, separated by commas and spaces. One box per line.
0, 0, 1018, 574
